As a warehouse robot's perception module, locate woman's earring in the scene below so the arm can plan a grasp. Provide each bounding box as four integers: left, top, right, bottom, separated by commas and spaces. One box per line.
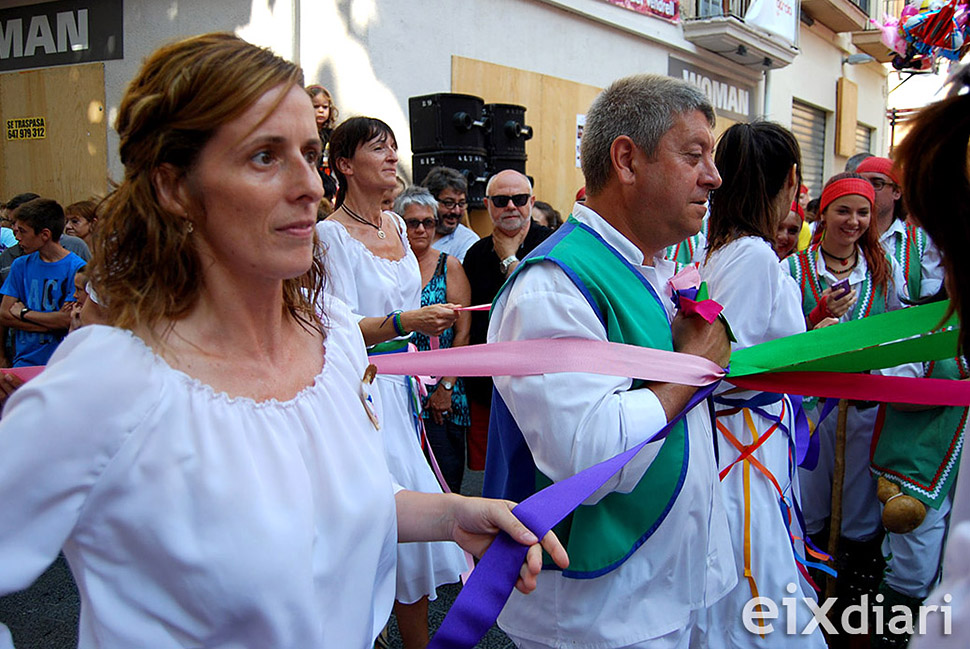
185, 220, 194, 234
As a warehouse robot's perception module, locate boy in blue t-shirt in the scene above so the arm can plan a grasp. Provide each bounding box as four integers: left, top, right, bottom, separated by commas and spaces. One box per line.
0, 198, 86, 367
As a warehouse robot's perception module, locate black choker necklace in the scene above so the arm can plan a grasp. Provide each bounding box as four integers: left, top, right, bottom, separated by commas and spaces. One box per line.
823, 247, 859, 274
821, 247, 855, 267
342, 204, 386, 239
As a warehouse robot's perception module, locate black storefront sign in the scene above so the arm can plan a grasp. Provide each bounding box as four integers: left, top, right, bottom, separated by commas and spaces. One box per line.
0, 0, 123, 72
668, 57, 756, 124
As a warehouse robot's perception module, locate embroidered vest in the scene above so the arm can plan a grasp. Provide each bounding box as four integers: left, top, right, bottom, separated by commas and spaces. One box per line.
787, 244, 894, 320
871, 355, 967, 509
892, 223, 928, 301
663, 219, 707, 270
483, 218, 690, 578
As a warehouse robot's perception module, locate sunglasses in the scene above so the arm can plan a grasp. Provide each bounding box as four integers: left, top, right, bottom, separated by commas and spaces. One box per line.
488, 193, 531, 208
405, 218, 436, 230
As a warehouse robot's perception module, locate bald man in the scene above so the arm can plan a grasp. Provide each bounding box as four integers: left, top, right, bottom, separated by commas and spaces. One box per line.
461, 170, 552, 470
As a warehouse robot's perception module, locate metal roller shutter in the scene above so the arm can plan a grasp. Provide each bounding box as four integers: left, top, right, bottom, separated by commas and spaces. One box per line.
855, 123, 873, 155
791, 100, 826, 199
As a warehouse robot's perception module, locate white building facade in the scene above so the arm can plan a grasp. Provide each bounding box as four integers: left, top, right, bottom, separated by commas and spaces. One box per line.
0, 0, 891, 214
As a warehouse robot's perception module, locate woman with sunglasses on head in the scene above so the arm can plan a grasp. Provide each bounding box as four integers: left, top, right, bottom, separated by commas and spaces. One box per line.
0, 34, 565, 649
315, 117, 468, 649
698, 121, 825, 648
397, 185, 472, 496
787, 171, 904, 637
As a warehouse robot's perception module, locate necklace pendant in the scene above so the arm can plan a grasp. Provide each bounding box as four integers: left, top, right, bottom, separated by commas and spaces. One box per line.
377, 229, 386, 239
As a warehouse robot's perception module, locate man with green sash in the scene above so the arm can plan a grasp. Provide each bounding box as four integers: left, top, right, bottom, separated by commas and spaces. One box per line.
483, 75, 735, 648
857, 156, 943, 301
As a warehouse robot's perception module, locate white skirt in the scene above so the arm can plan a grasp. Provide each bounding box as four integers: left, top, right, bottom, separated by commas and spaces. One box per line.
374, 374, 466, 603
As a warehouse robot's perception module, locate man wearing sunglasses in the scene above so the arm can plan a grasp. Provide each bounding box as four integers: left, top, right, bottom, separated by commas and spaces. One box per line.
857, 156, 942, 301
482, 75, 734, 648
420, 166, 480, 263
462, 169, 552, 475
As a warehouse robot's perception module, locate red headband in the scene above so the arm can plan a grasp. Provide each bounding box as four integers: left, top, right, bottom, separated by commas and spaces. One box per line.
791, 200, 804, 221
856, 156, 900, 185
819, 178, 875, 215
576, 187, 587, 201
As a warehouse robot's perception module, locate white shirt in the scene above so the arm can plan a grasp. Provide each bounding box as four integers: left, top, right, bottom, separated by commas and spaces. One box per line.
700, 238, 827, 648
0, 300, 398, 649
489, 203, 735, 648
431, 222, 479, 262
879, 219, 944, 300
702, 236, 805, 351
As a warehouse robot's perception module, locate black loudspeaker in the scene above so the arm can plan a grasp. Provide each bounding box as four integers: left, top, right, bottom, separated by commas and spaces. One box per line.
484, 104, 533, 157
409, 93, 490, 154
488, 157, 527, 175
412, 151, 489, 209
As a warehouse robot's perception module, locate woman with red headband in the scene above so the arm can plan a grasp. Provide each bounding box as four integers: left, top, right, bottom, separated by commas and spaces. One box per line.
787, 171, 904, 634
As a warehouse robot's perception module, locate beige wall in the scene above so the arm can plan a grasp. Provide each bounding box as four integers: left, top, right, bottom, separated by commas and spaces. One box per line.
452, 56, 602, 233
0, 63, 107, 204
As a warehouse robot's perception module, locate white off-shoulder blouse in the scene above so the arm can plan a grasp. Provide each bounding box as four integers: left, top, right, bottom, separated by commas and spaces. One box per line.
0, 299, 397, 649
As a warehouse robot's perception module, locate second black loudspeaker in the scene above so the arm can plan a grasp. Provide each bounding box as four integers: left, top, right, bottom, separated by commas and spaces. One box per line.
409, 93, 489, 154
484, 104, 533, 157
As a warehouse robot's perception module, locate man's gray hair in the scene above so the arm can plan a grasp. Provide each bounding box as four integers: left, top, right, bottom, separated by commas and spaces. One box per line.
420, 166, 468, 197
580, 74, 715, 194
394, 184, 438, 216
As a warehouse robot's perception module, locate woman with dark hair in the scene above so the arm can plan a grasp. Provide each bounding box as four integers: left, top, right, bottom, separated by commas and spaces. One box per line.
699, 121, 825, 648
0, 33, 563, 648
532, 200, 562, 230
787, 171, 904, 634
316, 116, 468, 648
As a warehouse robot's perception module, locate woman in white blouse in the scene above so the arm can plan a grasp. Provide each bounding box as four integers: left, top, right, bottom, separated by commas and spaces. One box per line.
699, 122, 825, 648
316, 116, 469, 648
0, 33, 563, 649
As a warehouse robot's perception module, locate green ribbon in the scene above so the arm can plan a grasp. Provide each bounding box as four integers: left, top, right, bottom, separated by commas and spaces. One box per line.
729, 301, 958, 377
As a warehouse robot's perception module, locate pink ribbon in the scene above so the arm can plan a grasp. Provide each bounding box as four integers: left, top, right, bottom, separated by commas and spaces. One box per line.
1, 367, 44, 381
666, 265, 723, 324
667, 264, 702, 294
678, 297, 723, 324
371, 338, 725, 387
371, 339, 970, 406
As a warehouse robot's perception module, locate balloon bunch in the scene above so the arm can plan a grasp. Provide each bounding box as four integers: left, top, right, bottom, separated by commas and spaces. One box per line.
871, 0, 970, 70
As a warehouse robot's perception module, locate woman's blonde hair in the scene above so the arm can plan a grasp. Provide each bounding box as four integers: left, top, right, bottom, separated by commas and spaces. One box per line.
94, 32, 326, 334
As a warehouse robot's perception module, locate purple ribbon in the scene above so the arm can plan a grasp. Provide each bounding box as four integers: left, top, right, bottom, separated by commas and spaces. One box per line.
427, 383, 719, 648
